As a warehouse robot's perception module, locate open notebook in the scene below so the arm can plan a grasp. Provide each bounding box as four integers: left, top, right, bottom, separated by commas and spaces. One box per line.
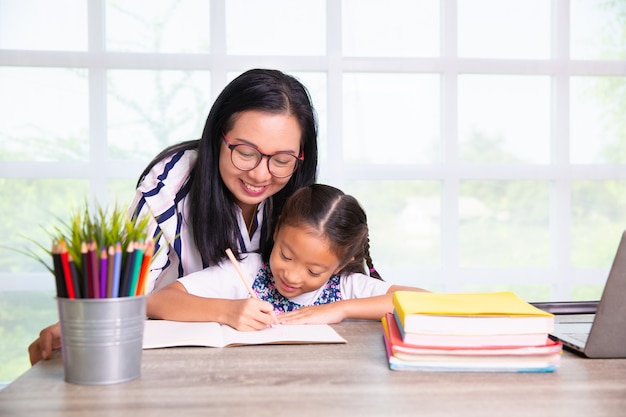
142, 320, 347, 349
541, 231, 626, 358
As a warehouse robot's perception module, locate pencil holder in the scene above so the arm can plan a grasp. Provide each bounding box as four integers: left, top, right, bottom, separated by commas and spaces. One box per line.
17, 201, 154, 383
57, 296, 146, 385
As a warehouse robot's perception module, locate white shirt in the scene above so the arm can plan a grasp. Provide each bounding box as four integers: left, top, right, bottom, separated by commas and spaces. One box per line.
129, 149, 264, 292
179, 253, 392, 305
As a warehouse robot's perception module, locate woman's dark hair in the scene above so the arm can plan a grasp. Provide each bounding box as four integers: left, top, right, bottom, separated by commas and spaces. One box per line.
275, 184, 382, 280
137, 69, 318, 267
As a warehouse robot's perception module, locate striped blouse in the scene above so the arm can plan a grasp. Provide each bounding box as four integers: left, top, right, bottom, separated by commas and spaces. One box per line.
128, 148, 264, 293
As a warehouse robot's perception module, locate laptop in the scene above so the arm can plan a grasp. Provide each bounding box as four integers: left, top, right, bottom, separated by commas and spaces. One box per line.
533, 231, 626, 358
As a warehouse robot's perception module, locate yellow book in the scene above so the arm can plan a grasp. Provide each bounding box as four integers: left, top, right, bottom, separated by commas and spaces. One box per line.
393, 291, 554, 337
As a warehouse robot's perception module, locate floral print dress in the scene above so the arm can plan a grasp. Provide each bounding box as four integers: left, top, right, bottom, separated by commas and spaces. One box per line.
251, 263, 342, 314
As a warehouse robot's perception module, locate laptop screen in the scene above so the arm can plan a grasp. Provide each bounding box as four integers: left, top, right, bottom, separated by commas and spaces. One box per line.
530, 301, 598, 315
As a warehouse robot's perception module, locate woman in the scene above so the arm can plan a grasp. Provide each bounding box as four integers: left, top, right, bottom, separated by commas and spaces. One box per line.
28, 68, 319, 364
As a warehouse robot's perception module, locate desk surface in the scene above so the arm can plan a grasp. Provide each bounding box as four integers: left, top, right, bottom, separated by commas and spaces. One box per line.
1, 321, 625, 417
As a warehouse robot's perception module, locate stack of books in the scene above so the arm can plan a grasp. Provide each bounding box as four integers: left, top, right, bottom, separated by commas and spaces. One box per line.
382, 291, 562, 373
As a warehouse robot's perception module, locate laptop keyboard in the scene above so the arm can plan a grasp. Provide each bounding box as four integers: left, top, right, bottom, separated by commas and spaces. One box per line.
555, 314, 594, 324
564, 332, 589, 344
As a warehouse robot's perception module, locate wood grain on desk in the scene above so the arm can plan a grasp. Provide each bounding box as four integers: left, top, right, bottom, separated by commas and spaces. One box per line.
1, 321, 625, 417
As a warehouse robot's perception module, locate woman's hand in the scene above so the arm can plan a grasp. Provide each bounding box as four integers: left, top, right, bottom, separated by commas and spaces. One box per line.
28, 322, 62, 365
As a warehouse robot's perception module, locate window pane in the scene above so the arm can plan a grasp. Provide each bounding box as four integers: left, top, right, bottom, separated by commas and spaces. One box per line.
571, 0, 626, 60
0, 291, 57, 385
459, 180, 550, 267
458, 75, 551, 164
0, 0, 87, 51
289, 72, 328, 164
345, 180, 441, 276
0, 179, 89, 274
0, 67, 89, 162
457, 284, 551, 304
571, 180, 626, 268
105, 0, 210, 53
458, 0, 550, 59
342, 0, 439, 57
343, 73, 440, 164
570, 76, 626, 164
571, 284, 605, 301
226, 0, 325, 56
108, 179, 139, 210
107, 70, 211, 161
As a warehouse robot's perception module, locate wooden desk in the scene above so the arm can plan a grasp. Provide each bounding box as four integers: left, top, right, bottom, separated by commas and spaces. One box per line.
1, 321, 625, 417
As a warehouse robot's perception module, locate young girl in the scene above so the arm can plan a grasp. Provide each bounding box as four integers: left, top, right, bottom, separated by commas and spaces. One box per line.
147, 184, 426, 328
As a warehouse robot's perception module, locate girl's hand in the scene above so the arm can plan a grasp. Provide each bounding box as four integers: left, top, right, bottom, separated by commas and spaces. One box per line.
223, 298, 278, 331
277, 304, 345, 325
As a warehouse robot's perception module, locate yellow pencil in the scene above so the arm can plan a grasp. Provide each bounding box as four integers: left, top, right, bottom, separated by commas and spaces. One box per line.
225, 248, 278, 325
225, 248, 258, 299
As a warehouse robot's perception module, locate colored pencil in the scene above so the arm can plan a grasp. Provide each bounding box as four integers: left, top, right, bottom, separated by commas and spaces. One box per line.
68, 253, 81, 298
112, 242, 122, 297
59, 242, 76, 299
128, 241, 145, 296
107, 245, 115, 298
86, 242, 95, 298
135, 240, 154, 296
80, 242, 88, 298
99, 248, 108, 298
91, 242, 100, 298
51, 242, 67, 298
119, 241, 135, 297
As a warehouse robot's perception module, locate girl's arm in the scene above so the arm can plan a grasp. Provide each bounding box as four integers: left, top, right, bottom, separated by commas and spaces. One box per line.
147, 282, 276, 331
277, 285, 425, 324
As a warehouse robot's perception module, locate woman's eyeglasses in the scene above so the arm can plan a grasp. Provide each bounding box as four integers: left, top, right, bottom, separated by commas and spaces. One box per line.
222, 132, 304, 178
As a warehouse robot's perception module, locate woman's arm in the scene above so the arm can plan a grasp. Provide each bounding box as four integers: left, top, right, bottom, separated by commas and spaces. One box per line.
147, 282, 276, 331
128, 189, 174, 293
277, 285, 426, 324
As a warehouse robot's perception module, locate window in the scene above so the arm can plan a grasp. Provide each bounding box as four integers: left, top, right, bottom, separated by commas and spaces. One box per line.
1, 0, 625, 385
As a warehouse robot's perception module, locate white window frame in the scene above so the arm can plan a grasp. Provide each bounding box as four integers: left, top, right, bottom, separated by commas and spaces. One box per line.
0, 0, 625, 300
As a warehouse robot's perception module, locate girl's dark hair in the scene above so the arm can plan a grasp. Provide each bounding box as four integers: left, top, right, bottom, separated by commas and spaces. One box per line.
275, 184, 382, 280
137, 69, 318, 267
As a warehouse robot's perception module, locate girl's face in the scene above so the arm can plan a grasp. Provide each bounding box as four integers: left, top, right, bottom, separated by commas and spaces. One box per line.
269, 224, 343, 298
219, 110, 302, 212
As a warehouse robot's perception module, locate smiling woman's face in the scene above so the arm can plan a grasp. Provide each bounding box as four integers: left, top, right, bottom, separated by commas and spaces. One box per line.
219, 110, 302, 213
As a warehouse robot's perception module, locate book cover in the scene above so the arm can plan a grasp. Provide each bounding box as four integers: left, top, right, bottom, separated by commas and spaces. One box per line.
393, 291, 554, 335
393, 311, 550, 348
142, 320, 347, 349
